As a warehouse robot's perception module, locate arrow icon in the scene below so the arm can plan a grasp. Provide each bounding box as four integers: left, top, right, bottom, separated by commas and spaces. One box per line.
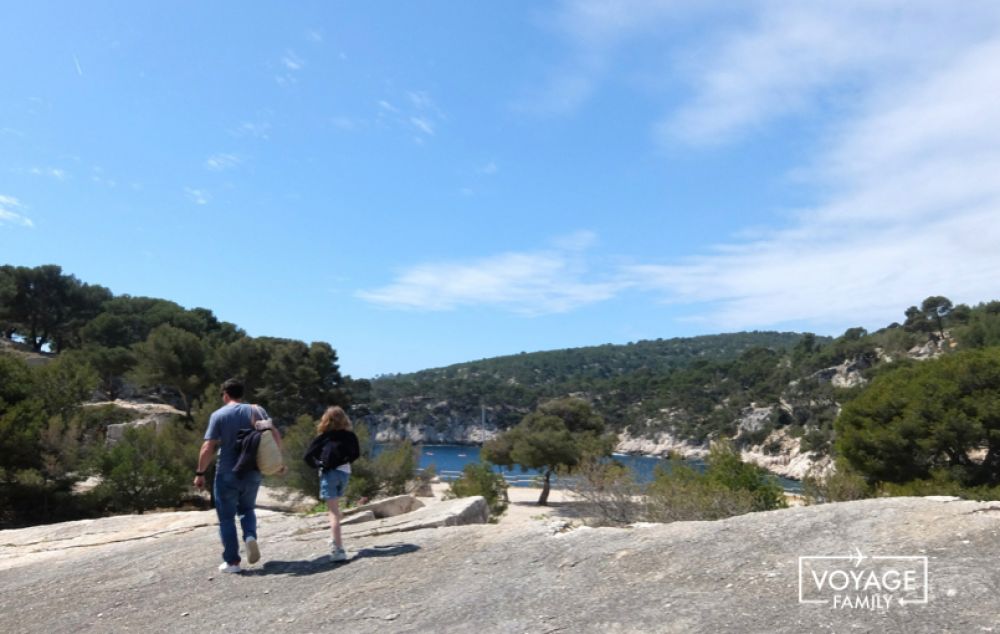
851, 546, 866, 567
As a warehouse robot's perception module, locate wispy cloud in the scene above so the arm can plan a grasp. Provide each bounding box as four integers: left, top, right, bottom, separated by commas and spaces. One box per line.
306, 29, 324, 43
358, 233, 620, 315
614, 3, 1000, 332
0, 195, 34, 228
184, 187, 209, 205
282, 50, 305, 71
28, 167, 67, 180
274, 49, 306, 85
205, 153, 242, 171
331, 116, 357, 131
231, 121, 271, 140
377, 91, 445, 141
73, 54, 83, 77
410, 117, 434, 136
479, 161, 498, 175
366, 4, 1000, 331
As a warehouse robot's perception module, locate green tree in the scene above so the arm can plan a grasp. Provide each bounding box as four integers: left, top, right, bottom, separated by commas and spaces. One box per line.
0, 265, 110, 352
921, 296, 954, 339
483, 398, 611, 505
836, 348, 1000, 487
133, 324, 209, 417
68, 346, 136, 400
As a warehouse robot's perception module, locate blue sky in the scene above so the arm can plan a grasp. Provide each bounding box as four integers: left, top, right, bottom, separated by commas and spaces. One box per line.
3, 1, 1000, 378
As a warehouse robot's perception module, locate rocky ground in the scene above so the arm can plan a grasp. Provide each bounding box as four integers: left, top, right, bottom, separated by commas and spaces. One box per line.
2, 490, 999, 633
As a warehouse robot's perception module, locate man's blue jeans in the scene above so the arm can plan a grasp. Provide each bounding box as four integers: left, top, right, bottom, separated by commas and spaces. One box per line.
213, 470, 262, 564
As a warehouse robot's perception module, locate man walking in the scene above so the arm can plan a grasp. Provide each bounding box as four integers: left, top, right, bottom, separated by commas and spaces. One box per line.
194, 378, 275, 573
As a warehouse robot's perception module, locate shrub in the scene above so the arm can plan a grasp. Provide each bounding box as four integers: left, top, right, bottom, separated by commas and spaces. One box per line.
446, 462, 508, 519
569, 457, 642, 526
646, 459, 757, 522
702, 440, 786, 512
645, 442, 786, 523
370, 440, 418, 497
801, 465, 871, 504
279, 414, 323, 499
92, 425, 191, 513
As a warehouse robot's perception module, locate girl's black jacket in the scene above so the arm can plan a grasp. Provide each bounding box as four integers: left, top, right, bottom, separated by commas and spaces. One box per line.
303, 430, 361, 472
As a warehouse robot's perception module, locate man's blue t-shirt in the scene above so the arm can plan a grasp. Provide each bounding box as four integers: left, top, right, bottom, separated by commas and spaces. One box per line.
205, 402, 268, 474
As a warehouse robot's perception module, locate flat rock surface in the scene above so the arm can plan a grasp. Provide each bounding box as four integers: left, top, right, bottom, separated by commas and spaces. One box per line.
2, 496, 1000, 633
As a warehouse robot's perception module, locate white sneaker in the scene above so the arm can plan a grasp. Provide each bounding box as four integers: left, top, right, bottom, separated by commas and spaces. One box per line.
246, 537, 260, 564
218, 562, 241, 574
330, 547, 348, 562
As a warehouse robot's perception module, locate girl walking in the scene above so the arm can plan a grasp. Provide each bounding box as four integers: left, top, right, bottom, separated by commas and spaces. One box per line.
305, 406, 360, 562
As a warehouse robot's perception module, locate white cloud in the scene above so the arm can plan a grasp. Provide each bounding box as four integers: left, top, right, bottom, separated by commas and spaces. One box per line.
306, 29, 323, 43
184, 187, 209, 205
28, 167, 67, 180
357, 236, 620, 315
0, 195, 34, 227
379, 92, 445, 141
479, 161, 498, 175
410, 116, 434, 136
231, 121, 271, 140
622, 9, 1000, 333
282, 50, 305, 71
658, 2, 1000, 146
73, 54, 83, 77
331, 116, 357, 131
490, 3, 1000, 332
205, 153, 242, 171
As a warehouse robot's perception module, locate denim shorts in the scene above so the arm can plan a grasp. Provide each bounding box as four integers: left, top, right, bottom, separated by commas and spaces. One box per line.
319, 469, 349, 500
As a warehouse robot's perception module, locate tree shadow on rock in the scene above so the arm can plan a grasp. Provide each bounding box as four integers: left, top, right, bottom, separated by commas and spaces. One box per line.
246, 542, 420, 577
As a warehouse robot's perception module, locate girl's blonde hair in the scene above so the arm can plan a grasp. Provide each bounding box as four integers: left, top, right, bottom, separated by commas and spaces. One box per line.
317, 406, 351, 434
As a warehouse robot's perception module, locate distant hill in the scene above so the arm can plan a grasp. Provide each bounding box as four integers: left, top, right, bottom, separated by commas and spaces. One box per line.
363, 331, 817, 431
361, 298, 1000, 467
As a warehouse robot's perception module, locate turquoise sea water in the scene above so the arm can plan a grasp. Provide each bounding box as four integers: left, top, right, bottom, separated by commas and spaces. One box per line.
388, 443, 802, 493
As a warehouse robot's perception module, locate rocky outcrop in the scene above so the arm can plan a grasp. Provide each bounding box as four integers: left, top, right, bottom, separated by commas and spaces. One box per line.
346, 494, 425, 519
365, 415, 500, 444
96, 400, 186, 445
740, 428, 834, 480
809, 356, 871, 389
2, 497, 998, 632
614, 427, 708, 459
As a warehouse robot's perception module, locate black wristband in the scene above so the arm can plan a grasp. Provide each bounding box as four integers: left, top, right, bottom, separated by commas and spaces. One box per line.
195, 471, 206, 476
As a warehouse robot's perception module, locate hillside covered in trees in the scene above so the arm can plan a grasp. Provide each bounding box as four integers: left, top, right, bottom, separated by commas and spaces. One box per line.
364, 296, 1000, 466
0, 264, 356, 527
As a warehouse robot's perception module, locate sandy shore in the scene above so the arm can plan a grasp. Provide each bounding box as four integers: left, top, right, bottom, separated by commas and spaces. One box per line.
428, 481, 579, 531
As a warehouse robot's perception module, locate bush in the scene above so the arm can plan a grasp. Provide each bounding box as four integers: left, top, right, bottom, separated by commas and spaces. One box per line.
446, 462, 508, 519
702, 441, 787, 512
875, 469, 1000, 500
279, 414, 323, 499
645, 442, 786, 522
370, 440, 418, 497
569, 457, 641, 526
801, 465, 871, 504
92, 425, 191, 513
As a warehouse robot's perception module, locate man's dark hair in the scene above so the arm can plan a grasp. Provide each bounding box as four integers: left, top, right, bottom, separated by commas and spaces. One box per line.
221, 378, 244, 400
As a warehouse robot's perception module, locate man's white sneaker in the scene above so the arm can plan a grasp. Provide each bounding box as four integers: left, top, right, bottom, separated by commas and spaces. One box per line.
246, 537, 260, 564
218, 562, 241, 574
